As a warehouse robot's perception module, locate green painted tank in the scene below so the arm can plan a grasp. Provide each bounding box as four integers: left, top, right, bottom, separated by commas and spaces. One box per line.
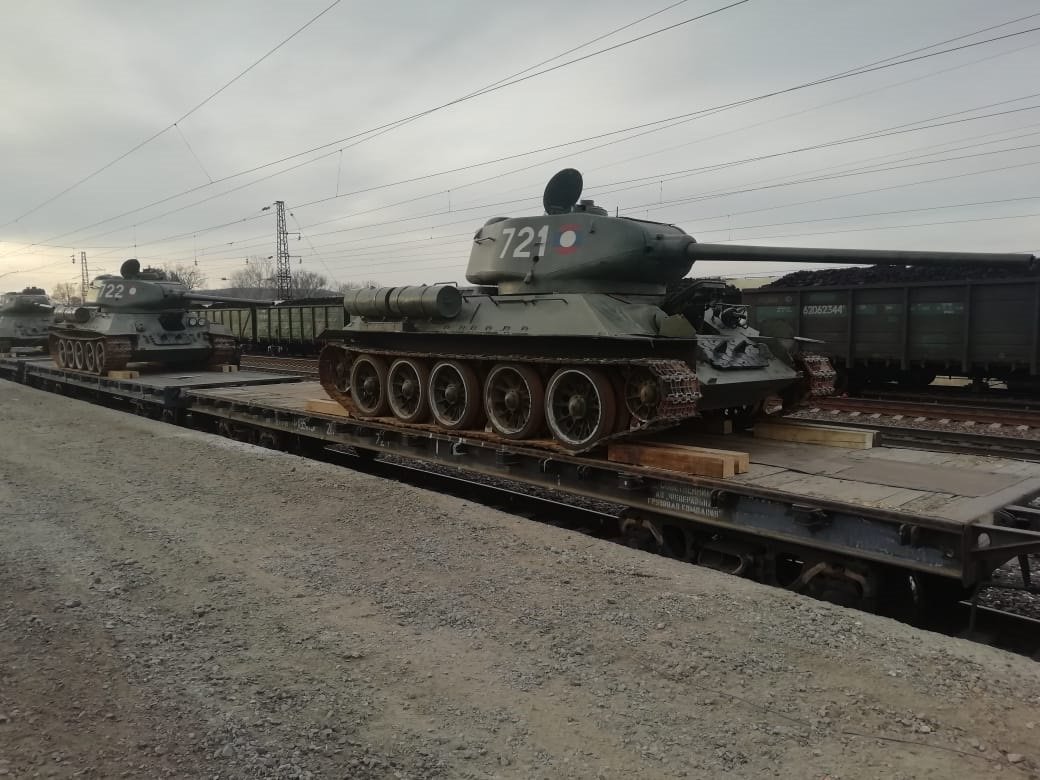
318, 168, 1036, 451
49, 260, 268, 375
0, 287, 54, 353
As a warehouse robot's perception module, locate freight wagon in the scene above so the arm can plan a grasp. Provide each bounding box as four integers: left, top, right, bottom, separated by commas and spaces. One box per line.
194, 297, 346, 356
744, 276, 1040, 391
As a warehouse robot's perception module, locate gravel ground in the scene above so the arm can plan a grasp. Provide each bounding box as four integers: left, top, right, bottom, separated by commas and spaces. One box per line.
2, 378, 1040, 780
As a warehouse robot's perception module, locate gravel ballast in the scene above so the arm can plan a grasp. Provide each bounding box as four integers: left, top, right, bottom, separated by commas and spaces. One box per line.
1, 378, 1039, 779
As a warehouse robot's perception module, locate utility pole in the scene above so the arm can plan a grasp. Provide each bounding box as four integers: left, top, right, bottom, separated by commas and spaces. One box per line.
78, 251, 89, 301
274, 201, 293, 300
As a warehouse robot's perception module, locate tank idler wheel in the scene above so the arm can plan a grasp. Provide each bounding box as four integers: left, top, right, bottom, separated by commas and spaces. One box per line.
545, 367, 617, 450
387, 358, 431, 423
429, 361, 484, 430
72, 340, 85, 370
84, 341, 97, 373
55, 339, 69, 368
484, 363, 545, 440
349, 354, 390, 417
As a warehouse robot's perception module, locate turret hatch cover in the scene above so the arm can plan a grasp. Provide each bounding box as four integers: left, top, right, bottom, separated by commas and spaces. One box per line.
543, 168, 583, 215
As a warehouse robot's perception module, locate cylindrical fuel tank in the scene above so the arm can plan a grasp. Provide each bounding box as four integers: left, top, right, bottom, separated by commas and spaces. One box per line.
53, 306, 92, 323
344, 285, 462, 320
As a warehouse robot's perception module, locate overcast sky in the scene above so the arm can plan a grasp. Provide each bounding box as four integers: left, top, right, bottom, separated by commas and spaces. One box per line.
2, 0, 1039, 293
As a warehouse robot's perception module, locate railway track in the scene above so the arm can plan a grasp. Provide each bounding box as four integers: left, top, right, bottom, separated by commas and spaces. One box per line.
813, 396, 1040, 429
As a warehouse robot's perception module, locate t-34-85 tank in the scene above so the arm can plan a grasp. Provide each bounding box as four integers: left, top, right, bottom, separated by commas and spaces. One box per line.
0, 287, 54, 353
50, 259, 268, 375
318, 168, 1036, 451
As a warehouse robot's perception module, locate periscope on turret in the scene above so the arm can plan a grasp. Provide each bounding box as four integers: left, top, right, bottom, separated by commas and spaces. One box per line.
48, 260, 271, 376
316, 168, 1037, 452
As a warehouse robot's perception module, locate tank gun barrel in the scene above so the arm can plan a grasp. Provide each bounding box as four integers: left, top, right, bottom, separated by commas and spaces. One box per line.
686, 243, 1037, 267
180, 292, 274, 306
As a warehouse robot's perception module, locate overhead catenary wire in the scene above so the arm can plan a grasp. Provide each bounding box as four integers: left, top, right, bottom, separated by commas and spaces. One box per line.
7, 9, 1038, 269
1, 0, 345, 228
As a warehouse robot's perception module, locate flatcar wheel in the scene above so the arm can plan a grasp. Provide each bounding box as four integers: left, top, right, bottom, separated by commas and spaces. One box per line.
387, 358, 430, 423
72, 340, 85, 370
545, 367, 617, 449
84, 341, 97, 373
349, 354, 390, 416
484, 363, 545, 439
429, 361, 483, 430
56, 339, 69, 367
94, 341, 106, 373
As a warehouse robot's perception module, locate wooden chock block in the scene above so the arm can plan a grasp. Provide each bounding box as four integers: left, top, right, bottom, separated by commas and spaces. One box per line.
644, 441, 750, 474
754, 421, 875, 449
219, 364, 239, 373
304, 398, 351, 418
107, 370, 140, 379
608, 442, 735, 478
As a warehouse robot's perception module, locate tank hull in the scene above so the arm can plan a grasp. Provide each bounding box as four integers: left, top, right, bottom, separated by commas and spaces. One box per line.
0, 313, 52, 352
49, 320, 239, 375
317, 288, 821, 451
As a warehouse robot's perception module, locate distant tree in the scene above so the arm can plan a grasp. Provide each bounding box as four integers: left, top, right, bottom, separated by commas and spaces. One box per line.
226, 256, 277, 299
336, 279, 380, 293
163, 263, 207, 290
52, 281, 78, 304
291, 270, 330, 297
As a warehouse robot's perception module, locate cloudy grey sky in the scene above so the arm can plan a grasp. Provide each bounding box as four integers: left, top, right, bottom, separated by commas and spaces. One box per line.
2, 0, 1039, 293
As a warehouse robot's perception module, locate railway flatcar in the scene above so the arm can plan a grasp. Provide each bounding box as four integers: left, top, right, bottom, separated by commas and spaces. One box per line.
743, 267, 1040, 391
196, 296, 345, 356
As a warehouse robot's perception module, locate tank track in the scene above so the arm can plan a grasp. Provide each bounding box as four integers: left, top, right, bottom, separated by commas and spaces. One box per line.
49, 333, 133, 375
796, 353, 837, 397
318, 345, 701, 452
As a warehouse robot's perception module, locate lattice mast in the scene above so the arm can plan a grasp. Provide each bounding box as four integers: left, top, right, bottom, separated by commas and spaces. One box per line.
79, 251, 89, 301
274, 201, 293, 300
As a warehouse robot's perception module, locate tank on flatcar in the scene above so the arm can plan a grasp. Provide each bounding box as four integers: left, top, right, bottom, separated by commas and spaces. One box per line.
49, 260, 268, 375
0, 287, 54, 353
317, 168, 1036, 451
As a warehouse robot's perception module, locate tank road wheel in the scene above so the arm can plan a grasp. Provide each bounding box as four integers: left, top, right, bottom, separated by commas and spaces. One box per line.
72, 340, 85, 370
56, 338, 69, 368
429, 361, 484, 430
484, 363, 545, 440
84, 341, 97, 373
545, 367, 617, 450
624, 367, 660, 423
94, 341, 107, 373
349, 354, 390, 417
387, 358, 431, 423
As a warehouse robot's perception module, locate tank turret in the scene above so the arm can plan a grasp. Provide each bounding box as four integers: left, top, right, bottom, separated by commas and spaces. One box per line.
48, 259, 270, 375
317, 167, 1035, 452
0, 288, 54, 353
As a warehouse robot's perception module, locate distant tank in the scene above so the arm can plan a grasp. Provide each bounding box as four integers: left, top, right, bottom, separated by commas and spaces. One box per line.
49, 260, 268, 375
318, 168, 1036, 451
0, 287, 54, 353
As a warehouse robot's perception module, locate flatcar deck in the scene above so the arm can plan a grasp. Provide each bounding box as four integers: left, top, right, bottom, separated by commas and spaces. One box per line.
5, 354, 1040, 596
190, 381, 1040, 525
187, 379, 1040, 589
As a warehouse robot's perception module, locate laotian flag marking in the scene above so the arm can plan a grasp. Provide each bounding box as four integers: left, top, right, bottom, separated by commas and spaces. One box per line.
555, 224, 581, 255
